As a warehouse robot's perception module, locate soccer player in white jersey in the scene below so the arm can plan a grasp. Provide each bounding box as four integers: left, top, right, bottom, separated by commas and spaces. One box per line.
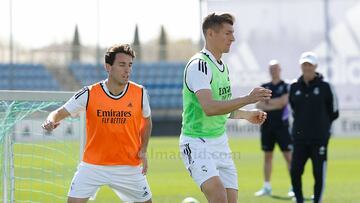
42, 44, 152, 203
180, 13, 272, 203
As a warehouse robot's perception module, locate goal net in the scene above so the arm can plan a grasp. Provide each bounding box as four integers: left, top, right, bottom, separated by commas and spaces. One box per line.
0, 90, 85, 203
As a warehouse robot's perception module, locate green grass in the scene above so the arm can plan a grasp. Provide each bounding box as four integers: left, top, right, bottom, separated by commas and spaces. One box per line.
4, 137, 360, 202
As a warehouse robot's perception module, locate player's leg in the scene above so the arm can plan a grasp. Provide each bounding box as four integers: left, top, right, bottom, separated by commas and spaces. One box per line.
220, 169, 238, 203
264, 151, 273, 183
255, 128, 275, 196
290, 143, 309, 203
226, 188, 238, 203
109, 165, 152, 203
277, 126, 293, 170
282, 151, 292, 170
282, 150, 294, 197
180, 136, 225, 202
67, 162, 106, 203
310, 144, 328, 203
277, 126, 293, 196
201, 177, 228, 203
217, 149, 238, 203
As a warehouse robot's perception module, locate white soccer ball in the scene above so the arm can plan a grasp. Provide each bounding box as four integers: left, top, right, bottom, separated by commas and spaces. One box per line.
181, 197, 200, 203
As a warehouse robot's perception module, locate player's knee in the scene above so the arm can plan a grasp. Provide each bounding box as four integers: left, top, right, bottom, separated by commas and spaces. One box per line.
208, 191, 227, 203
264, 152, 273, 160
201, 177, 227, 203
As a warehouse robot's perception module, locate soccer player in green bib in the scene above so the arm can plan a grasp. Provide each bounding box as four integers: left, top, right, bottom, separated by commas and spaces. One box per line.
179, 13, 272, 203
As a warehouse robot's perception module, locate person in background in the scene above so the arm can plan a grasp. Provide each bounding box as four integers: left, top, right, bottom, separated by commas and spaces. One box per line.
289, 52, 339, 203
255, 60, 293, 197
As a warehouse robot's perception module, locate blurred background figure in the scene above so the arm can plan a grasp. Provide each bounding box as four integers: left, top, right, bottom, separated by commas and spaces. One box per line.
289, 52, 339, 203
255, 60, 293, 197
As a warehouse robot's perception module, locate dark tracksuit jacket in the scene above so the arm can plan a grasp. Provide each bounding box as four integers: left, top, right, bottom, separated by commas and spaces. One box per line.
289, 73, 339, 203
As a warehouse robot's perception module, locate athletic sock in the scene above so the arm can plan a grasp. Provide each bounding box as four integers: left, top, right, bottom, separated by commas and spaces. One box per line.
264, 182, 271, 189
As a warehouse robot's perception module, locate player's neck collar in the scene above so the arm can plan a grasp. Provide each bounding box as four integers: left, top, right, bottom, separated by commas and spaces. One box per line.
101, 79, 128, 99
200, 48, 224, 70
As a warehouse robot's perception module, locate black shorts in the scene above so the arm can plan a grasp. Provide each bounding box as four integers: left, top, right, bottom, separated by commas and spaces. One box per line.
260, 125, 292, 152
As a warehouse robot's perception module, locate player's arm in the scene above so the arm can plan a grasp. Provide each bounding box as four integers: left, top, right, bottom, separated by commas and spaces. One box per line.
230, 109, 267, 125
139, 117, 152, 154
256, 100, 269, 111
139, 88, 152, 174
139, 116, 151, 175
267, 94, 288, 109
42, 87, 88, 131
257, 94, 288, 111
325, 83, 339, 122
42, 107, 70, 131
186, 59, 271, 116
196, 87, 271, 116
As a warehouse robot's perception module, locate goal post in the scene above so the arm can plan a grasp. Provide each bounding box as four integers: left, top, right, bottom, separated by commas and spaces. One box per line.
0, 90, 85, 203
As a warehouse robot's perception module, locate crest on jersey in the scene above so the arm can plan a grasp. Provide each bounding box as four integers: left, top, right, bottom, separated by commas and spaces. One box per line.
313, 87, 320, 95
201, 165, 208, 172
295, 90, 301, 96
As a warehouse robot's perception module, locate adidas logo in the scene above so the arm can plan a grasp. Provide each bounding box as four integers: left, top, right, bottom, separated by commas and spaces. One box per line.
127, 102, 133, 108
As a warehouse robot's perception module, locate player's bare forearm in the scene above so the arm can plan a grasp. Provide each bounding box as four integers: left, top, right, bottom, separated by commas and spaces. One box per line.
256, 94, 288, 111
256, 101, 268, 110
48, 107, 70, 122
42, 107, 70, 131
230, 109, 267, 125
230, 109, 248, 119
196, 88, 272, 116
200, 95, 253, 116
267, 94, 288, 109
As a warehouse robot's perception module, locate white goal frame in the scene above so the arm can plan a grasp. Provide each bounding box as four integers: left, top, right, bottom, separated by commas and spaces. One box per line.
0, 90, 86, 203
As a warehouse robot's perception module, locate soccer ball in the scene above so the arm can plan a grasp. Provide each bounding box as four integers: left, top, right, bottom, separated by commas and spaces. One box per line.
181, 197, 200, 203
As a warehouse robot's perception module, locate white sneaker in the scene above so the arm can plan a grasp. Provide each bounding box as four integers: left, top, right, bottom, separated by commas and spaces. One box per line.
288, 187, 295, 197
254, 187, 272, 196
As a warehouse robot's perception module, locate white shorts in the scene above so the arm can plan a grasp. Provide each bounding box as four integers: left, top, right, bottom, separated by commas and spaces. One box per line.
68, 162, 152, 202
179, 134, 238, 190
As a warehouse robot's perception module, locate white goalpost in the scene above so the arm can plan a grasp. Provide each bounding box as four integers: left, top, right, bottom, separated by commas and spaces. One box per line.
0, 90, 85, 203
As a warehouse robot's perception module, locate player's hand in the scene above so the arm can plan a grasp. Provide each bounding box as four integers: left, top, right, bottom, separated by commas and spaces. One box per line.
139, 151, 148, 175
247, 87, 272, 103
41, 120, 60, 132
245, 109, 267, 125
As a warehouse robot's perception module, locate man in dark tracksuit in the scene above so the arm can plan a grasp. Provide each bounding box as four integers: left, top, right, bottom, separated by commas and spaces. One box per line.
289, 52, 339, 203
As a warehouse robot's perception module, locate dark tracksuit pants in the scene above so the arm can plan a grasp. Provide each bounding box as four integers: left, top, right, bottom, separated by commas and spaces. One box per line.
290, 142, 328, 203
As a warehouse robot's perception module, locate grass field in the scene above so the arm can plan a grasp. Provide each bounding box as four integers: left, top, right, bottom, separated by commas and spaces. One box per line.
4, 136, 360, 202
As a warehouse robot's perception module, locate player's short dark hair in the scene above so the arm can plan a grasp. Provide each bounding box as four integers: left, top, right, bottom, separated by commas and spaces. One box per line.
202, 13, 235, 37
105, 44, 135, 65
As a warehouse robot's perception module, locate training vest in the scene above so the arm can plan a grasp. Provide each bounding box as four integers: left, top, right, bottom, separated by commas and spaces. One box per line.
83, 81, 143, 165
182, 53, 232, 138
